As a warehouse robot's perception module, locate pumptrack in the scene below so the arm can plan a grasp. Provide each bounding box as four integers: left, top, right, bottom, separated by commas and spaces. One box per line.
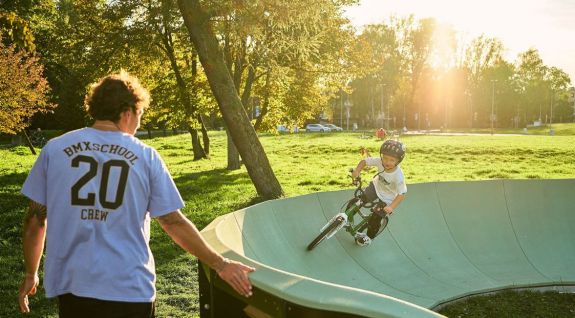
199, 179, 575, 318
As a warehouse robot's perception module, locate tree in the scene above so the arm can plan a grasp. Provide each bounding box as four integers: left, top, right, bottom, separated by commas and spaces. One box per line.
0, 41, 54, 134
516, 49, 547, 123
349, 23, 401, 129
141, 0, 210, 160
206, 0, 354, 168
463, 35, 504, 128
177, 0, 283, 199
27, 0, 137, 130
402, 17, 436, 130
544, 66, 571, 124
349, 17, 435, 130
0, 11, 36, 52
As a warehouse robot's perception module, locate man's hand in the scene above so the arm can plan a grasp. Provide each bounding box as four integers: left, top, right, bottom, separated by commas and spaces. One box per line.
215, 258, 255, 297
18, 274, 39, 313
157, 211, 257, 298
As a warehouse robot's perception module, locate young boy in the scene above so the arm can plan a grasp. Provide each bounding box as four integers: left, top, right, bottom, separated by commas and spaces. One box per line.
350, 140, 407, 246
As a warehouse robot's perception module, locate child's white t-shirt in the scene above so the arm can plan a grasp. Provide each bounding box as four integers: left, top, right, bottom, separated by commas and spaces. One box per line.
364, 157, 407, 204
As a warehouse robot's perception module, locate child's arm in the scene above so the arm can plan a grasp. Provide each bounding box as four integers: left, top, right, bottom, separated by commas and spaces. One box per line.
384, 194, 405, 214
351, 160, 366, 180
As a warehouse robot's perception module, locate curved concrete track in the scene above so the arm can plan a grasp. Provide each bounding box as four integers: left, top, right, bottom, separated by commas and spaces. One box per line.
201, 179, 575, 317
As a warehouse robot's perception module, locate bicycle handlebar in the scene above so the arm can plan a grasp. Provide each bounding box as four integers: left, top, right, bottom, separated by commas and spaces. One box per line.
349, 168, 370, 205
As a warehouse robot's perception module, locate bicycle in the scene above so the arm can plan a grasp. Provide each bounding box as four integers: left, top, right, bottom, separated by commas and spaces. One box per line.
29, 129, 47, 148
306, 169, 389, 251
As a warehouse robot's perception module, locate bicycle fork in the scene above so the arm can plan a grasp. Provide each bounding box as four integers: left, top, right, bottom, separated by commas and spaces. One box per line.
319, 199, 365, 240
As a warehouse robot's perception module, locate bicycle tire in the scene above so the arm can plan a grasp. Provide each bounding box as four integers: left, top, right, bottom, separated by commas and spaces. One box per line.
307, 216, 345, 251
375, 215, 389, 237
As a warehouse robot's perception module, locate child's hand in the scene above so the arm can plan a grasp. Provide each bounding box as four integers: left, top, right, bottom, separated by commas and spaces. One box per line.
351, 169, 359, 183
383, 206, 393, 215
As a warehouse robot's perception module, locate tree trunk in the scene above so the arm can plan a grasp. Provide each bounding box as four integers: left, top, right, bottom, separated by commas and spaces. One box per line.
191, 52, 210, 157
178, 0, 283, 199
22, 130, 36, 155
158, 8, 207, 160
188, 124, 207, 160
226, 128, 240, 170
253, 69, 271, 131
198, 114, 210, 155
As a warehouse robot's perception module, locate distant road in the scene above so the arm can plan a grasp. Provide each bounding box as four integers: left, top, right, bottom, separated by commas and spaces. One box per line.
403, 130, 527, 137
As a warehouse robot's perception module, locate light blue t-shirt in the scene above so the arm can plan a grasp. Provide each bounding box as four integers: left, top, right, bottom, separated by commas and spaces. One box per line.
21, 128, 184, 302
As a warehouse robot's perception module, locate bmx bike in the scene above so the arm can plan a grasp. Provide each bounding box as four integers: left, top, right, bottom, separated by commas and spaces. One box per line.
306, 169, 389, 251
29, 129, 47, 148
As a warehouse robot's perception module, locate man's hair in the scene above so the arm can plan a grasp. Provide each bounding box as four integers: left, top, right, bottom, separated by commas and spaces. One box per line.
85, 71, 150, 122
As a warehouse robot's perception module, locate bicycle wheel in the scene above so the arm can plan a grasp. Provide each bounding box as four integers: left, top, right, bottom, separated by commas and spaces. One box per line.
375, 215, 389, 237
307, 215, 345, 251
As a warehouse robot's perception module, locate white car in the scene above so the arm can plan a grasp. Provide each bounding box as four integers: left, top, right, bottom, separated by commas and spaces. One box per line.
305, 124, 331, 132
277, 125, 289, 133
323, 124, 343, 132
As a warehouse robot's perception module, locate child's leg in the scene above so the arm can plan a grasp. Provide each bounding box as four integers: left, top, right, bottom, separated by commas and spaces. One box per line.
358, 182, 380, 235
360, 182, 379, 205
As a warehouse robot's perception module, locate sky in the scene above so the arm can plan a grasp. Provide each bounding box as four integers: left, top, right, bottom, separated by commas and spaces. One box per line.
344, 0, 575, 83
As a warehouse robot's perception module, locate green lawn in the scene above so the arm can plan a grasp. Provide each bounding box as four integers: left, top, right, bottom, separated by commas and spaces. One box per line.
435, 122, 575, 136
1, 131, 574, 317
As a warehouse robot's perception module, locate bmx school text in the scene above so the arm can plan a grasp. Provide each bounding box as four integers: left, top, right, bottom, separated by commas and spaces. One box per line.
63, 142, 140, 165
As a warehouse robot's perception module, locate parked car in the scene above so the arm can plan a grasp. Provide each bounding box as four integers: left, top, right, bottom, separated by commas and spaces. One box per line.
277, 125, 289, 133
323, 124, 343, 132
305, 124, 331, 132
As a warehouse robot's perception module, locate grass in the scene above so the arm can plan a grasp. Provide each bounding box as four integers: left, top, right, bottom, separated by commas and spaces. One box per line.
1, 131, 575, 317
434, 122, 575, 136
438, 290, 575, 318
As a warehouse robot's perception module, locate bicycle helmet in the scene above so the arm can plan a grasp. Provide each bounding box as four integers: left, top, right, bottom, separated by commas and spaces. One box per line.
379, 140, 406, 163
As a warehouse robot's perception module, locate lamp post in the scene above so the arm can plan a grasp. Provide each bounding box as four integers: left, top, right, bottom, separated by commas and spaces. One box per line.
345, 99, 352, 131
491, 80, 497, 135
371, 86, 375, 129
340, 89, 343, 129
379, 84, 386, 129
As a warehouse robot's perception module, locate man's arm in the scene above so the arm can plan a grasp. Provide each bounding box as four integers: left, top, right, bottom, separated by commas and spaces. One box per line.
156, 210, 255, 297
19, 200, 47, 313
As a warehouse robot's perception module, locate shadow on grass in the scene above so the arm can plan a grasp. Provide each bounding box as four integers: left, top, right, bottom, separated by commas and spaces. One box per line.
173, 168, 267, 208
0, 172, 29, 243
153, 168, 268, 268
0, 171, 58, 317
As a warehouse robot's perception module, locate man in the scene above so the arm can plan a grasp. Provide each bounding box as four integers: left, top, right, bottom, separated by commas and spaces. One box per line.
18, 71, 254, 317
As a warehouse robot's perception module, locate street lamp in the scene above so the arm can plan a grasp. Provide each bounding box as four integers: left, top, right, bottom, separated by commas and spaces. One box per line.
491, 79, 497, 135
379, 83, 386, 129
340, 89, 343, 129
344, 99, 352, 131
370, 86, 375, 129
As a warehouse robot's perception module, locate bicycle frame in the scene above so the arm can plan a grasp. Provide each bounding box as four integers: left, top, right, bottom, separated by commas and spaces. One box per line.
307, 170, 388, 250
320, 174, 377, 240
342, 201, 372, 237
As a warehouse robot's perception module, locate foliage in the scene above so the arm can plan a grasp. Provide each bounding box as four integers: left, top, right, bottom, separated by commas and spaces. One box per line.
347, 17, 573, 132
0, 11, 36, 52
0, 41, 54, 134
202, 0, 355, 131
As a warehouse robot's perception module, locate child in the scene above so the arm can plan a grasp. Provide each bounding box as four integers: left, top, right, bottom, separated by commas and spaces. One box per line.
350, 140, 407, 246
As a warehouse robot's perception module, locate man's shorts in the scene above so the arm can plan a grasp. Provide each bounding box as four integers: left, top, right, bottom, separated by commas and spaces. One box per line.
58, 293, 155, 318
